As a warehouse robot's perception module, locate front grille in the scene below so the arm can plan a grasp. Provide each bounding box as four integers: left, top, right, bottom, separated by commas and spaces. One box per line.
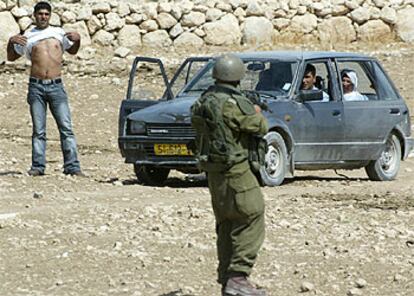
147, 124, 196, 138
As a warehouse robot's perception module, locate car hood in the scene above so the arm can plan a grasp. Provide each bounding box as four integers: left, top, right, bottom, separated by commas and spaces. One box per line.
127, 95, 198, 124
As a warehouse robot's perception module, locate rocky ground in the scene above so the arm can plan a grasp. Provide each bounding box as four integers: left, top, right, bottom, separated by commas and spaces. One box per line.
0, 43, 414, 296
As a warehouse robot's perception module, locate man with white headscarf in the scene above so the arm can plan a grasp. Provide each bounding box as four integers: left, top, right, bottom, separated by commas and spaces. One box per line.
341, 69, 368, 101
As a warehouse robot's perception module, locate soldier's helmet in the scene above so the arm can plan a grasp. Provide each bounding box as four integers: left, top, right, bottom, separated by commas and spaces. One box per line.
212, 54, 245, 82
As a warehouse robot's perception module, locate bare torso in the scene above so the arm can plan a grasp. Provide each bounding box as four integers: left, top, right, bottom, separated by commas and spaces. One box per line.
30, 38, 63, 79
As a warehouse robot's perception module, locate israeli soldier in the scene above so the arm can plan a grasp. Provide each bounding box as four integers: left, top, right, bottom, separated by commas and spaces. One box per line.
191, 54, 268, 296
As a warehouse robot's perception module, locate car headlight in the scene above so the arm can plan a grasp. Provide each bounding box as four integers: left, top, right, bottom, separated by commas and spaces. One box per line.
129, 120, 146, 135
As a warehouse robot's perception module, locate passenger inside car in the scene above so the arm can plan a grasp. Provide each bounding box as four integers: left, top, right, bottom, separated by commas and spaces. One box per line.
341, 69, 368, 101
301, 64, 330, 102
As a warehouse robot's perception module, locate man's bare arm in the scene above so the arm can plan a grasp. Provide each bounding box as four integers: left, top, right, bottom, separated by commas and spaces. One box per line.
65, 32, 81, 55
7, 35, 27, 61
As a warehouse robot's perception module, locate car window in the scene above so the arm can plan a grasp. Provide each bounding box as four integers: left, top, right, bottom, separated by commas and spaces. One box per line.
130, 62, 169, 100
298, 61, 332, 102
183, 60, 299, 96
337, 61, 377, 101
371, 61, 399, 101
185, 62, 215, 93
253, 61, 298, 94
170, 60, 209, 97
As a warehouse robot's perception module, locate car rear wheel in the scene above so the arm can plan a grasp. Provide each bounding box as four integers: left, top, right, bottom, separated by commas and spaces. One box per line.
259, 132, 287, 186
134, 164, 170, 185
365, 134, 401, 181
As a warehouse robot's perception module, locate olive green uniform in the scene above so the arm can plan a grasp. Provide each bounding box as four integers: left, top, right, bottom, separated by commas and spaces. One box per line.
191, 82, 268, 285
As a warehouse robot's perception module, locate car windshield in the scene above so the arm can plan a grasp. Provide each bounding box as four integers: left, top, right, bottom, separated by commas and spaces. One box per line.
182, 59, 299, 97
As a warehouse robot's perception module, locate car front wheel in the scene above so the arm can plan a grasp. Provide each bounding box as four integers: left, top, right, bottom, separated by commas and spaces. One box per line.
365, 134, 401, 181
134, 164, 170, 185
259, 131, 287, 186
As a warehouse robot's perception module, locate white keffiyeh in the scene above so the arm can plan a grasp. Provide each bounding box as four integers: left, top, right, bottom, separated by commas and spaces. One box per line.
342, 70, 358, 91
342, 70, 368, 101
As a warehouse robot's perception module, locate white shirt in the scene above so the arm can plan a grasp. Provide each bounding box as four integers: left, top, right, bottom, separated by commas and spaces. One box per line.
343, 91, 368, 101
14, 26, 73, 61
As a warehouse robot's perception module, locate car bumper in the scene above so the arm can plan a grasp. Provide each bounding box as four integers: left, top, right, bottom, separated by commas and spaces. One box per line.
118, 136, 197, 168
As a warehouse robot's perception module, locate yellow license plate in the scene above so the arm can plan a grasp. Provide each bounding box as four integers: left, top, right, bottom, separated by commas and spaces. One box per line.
154, 144, 193, 156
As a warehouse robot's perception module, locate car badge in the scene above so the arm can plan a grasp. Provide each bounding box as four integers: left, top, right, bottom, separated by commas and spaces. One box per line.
148, 129, 169, 134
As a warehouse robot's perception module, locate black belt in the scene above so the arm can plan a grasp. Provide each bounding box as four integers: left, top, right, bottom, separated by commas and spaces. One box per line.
29, 77, 62, 84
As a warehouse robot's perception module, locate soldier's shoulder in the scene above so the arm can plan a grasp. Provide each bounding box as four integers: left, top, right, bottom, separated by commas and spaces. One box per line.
229, 93, 255, 115
199, 90, 217, 103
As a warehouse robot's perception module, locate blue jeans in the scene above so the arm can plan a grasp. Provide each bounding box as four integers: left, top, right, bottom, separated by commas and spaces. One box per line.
27, 81, 81, 174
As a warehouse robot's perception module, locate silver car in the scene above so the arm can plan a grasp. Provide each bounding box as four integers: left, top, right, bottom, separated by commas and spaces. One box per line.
118, 52, 414, 186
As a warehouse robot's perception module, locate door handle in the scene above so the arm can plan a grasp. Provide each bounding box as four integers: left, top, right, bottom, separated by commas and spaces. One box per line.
332, 110, 341, 116
389, 108, 400, 115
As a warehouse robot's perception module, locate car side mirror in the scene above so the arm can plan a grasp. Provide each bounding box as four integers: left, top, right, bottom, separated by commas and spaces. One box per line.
297, 89, 323, 102
247, 62, 265, 71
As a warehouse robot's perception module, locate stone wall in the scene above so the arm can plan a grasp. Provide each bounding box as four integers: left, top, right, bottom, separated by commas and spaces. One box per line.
1, 0, 414, 63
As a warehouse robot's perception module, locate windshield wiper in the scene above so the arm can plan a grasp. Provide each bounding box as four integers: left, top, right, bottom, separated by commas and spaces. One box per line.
183, 88, 208, 93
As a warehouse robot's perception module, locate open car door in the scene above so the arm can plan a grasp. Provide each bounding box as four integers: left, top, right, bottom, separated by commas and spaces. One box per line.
119, 56, 211, 139
118, 57, 173, 139
117, 56, 212, 185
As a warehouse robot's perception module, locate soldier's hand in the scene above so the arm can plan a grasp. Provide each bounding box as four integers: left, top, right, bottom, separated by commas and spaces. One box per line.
254, 104, 262, 113
65, 32, 81, 42
9, 34, 27, 46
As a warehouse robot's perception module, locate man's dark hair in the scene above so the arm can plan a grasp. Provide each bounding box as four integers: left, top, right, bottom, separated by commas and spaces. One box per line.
304, 64, 316, 76
34, 1, 52, 13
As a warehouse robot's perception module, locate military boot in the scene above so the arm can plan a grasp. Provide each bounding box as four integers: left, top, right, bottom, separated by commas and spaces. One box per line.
223, 276, 266, 296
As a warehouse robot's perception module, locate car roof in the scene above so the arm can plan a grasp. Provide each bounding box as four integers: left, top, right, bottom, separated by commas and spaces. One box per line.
234, 50, 372, 60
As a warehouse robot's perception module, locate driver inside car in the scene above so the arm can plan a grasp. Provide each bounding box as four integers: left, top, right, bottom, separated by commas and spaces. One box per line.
301, 64, 330, 102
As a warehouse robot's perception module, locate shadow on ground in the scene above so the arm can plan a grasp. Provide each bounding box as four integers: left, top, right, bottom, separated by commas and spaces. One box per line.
0, 171, 22, 176
284, 175, 369, 184
96, 173, 371, 188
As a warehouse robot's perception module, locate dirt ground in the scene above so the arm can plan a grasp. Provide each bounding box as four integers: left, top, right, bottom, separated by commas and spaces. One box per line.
0, 43, 413, 296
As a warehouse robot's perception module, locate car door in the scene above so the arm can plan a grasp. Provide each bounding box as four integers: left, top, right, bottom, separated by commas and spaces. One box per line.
119, 57, 211, 163
337, 59, 405, 160
289, 59, 346, 163
120, 57, 211, 138
119, 57, 172, 139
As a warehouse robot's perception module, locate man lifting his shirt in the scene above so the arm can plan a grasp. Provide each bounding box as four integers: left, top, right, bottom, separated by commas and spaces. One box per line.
7, 1, 84, 177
